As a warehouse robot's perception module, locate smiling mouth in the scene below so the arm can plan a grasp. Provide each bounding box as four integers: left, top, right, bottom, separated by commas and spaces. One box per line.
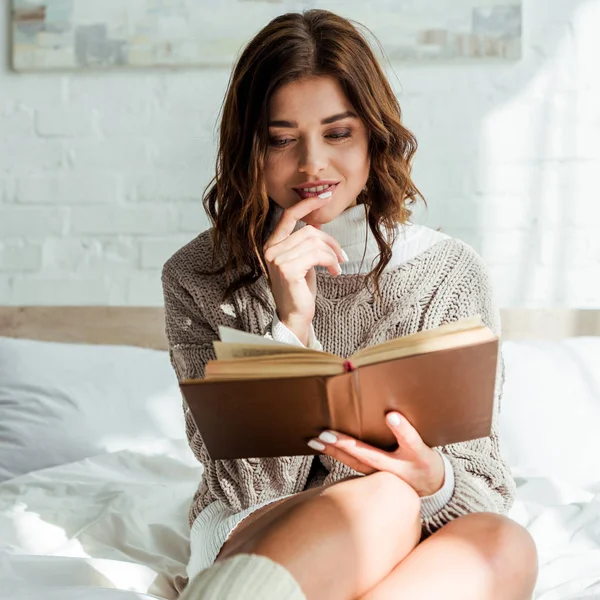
294, 183, 339, 199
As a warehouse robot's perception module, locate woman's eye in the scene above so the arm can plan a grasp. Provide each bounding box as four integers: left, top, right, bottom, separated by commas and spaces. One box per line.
269, 138, 293, 147
268, 130, 351, 147
326, 130, 352, 141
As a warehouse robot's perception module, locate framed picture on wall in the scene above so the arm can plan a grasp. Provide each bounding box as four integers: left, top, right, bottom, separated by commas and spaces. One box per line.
11, 0, 522, 71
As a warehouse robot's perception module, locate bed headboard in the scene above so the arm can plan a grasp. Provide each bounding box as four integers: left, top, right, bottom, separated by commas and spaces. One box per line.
0, 307, 599, 349
0, 307, 168, 349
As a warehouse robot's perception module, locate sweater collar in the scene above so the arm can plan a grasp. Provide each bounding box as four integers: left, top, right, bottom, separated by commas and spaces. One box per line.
319, 203, 378, 265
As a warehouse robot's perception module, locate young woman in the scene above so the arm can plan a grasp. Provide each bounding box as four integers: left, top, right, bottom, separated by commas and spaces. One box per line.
162, 9, 538, 600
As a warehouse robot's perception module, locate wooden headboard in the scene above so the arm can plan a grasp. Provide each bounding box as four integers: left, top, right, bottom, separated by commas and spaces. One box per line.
0, 307, 599, 349
0, 307, 168, 349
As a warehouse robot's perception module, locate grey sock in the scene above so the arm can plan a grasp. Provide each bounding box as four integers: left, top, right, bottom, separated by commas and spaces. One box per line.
180, 553, 306, 600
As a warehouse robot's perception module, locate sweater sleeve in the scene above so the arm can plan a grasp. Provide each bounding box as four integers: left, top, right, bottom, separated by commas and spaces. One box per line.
420, 243, 516, 537
272, 312, 323, 351
162, 263, 313, 524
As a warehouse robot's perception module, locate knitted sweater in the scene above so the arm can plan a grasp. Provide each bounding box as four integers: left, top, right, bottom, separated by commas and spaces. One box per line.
162, 208, 516, 538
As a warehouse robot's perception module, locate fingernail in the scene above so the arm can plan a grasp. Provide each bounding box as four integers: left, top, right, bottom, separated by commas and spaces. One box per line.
387, 413, 401, 426
319, 431, 337, 444
341, 249, 349, 262
308, 439, 326, 451
318, 191, 332, 199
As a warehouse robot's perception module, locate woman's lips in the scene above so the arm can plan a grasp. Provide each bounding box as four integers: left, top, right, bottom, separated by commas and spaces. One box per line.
294, 183, 339, 200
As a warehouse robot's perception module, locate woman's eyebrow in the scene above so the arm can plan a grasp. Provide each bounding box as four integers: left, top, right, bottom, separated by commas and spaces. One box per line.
268, 110, 358, 128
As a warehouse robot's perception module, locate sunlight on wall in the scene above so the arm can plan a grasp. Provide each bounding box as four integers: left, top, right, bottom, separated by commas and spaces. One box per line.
479, 1, 600, 306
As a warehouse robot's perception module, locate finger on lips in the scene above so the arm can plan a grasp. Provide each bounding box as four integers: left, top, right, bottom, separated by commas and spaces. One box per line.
267, 214, 344, 264
264, 196, 346, 273
270, 194, 334, 246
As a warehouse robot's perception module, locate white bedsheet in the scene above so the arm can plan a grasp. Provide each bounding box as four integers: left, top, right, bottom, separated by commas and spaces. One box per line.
0, 439, 201, 600
508, 470, 600, 599
1, 441, 599, 600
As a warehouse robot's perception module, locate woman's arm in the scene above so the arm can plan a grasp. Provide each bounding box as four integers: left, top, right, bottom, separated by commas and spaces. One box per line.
420, 242, 516, 537
162, 262, 313, 523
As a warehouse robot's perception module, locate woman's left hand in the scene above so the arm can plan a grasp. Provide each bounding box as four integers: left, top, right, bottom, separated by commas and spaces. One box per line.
308, 412, 445, 497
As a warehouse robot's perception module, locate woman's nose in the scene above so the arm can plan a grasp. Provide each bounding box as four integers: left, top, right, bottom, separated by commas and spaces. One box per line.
298, 140, 328, 175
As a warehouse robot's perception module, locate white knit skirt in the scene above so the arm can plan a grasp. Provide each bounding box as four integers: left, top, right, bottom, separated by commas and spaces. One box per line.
186, 495, 292, 582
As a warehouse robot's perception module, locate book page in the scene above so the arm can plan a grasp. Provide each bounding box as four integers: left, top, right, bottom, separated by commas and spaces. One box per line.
205, 353, 344, 379
351, 327, 496, 368
215, 325, 335, 361
213, 341, 326, 361
349, 315, 486, 363
218, 325, 290, 346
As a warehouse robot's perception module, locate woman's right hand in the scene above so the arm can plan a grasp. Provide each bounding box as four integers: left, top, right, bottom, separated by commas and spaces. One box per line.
263, 195, 345, 345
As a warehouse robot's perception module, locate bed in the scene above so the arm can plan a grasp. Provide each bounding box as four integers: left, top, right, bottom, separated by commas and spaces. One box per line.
0, 307, 599, 600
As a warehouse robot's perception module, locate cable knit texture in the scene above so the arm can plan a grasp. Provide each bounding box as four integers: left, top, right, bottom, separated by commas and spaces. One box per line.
162, 216, 516, 539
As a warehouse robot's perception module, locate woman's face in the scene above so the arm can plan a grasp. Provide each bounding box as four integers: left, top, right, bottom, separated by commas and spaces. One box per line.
264, 76, 370, 226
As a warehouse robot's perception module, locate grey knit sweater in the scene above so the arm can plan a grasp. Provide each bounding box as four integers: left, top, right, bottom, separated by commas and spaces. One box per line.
162, 221, 516, 537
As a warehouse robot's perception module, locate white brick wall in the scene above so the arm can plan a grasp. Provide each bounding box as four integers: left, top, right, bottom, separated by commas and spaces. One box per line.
17, 174, 120, 204
36, 107, 96, 138
0, 0, 599, 307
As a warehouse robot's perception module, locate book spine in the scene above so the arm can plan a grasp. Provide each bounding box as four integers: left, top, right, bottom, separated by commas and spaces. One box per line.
326, 371, 361, 439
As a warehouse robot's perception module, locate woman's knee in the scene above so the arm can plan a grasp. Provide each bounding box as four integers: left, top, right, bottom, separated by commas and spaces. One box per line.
462, 513, 537, 568
324, 471, 419, 510
321, 471, 421, 540
367, 471, 421, 519
449, 513, 538, 595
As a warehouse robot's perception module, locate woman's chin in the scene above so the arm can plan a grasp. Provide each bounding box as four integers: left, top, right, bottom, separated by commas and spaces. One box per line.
306, 202, 351, 226
303, 211, 332, 227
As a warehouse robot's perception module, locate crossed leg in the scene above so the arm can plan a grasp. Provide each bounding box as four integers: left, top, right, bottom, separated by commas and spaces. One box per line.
211, 472, 537, 600
358, 511, 537, 599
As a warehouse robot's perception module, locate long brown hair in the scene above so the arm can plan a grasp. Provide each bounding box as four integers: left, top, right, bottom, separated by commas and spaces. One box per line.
203, 9, 425, 298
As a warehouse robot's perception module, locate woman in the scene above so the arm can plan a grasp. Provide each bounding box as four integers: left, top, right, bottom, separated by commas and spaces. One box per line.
162, 9, 538, 600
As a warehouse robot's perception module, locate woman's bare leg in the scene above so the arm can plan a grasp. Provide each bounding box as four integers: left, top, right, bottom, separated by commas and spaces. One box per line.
216, 471, 422, 600
358, 512, 538, 600
216, 483, 340, 560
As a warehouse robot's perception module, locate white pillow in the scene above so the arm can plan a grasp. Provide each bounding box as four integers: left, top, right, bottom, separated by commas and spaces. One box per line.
0, 336, 185, 482
499, 337, 600, 489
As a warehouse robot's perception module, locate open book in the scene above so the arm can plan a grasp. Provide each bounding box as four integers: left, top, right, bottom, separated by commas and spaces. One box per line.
180, 316, 499, 460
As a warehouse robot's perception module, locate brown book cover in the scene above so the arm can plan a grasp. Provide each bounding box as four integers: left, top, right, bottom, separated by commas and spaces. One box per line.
179, 332, 499, 460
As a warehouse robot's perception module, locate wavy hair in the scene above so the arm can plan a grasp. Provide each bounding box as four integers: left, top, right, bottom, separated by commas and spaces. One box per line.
203, 9, 425, 298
